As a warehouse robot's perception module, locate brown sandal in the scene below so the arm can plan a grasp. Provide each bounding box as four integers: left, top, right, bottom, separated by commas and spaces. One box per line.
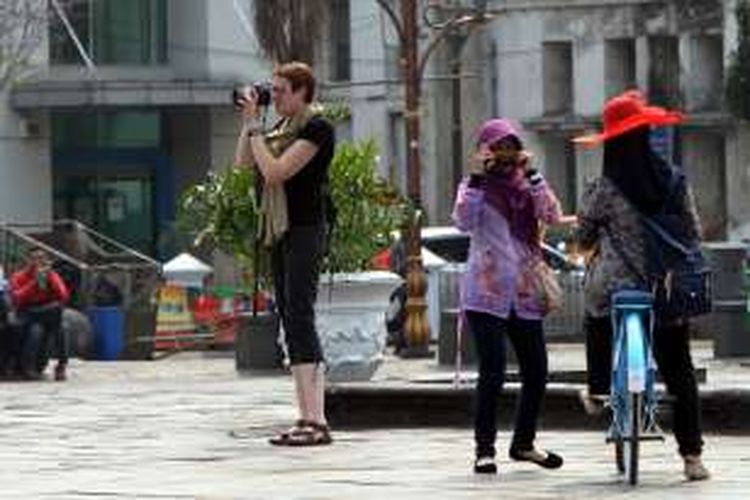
284, 422, 333, 447
269, 419, 311, 446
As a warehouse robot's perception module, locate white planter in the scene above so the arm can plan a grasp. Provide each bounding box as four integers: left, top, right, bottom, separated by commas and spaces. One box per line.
316, 271, 403, 382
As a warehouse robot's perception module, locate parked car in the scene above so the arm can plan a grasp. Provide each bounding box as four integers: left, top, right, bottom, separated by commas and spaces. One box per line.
385, 226, 585, 349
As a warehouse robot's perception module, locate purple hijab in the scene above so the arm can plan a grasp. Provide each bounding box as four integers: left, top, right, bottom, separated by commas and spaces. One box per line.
476, 119, 540, 248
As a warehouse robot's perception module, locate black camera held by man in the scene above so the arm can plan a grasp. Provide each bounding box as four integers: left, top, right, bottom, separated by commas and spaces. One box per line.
232, 81, 272, 109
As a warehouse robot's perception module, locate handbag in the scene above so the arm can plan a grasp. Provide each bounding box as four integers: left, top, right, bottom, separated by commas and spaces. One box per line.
605, 218, 712, 321
640, 216, 712, 319
532, 260, 563, 315
602, 172, 712, 321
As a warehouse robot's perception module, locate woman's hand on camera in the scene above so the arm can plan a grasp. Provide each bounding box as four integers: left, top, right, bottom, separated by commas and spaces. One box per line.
467, 148, 492, 188
468, 148, 493, 176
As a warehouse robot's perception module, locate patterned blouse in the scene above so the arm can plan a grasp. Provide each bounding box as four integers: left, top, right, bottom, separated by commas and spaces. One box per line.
576, 175, 701, 318
452, 177, 563, 321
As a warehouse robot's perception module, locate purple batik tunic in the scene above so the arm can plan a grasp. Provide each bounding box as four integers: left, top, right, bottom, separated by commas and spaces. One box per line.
451, 177, 563, 321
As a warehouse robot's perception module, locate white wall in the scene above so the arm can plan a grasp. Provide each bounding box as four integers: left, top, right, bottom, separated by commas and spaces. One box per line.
0, 1, 52, 225
494, 11, 544, 119
350, 0, 390, 177
167, 0, 209, 78
0, 96, 52, 224
205, 0, 269, 81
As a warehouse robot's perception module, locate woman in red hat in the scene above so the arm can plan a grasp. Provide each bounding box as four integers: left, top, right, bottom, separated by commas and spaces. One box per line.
574, 90, 709, 481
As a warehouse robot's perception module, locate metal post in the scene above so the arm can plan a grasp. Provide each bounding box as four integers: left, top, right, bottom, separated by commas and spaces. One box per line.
374, 0, 493, 358
399, 0, 431, 358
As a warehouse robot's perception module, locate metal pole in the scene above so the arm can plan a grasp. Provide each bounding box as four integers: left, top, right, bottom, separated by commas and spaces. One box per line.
375, 0, 494, 358
400, 0, 431, 357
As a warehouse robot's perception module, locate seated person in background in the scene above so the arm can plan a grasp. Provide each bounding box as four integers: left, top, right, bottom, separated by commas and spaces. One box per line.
10, 247, 70, 381
0, 279, 17, 377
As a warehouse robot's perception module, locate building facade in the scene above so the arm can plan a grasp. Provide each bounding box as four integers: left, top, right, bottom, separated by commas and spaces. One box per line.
2, 0, 749, 271
350, 0, 750, 241
3, 0, 275, 260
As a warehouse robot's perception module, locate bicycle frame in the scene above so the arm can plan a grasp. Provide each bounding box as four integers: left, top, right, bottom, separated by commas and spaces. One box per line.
609, 289, 659, 485
611, 290, 655, 403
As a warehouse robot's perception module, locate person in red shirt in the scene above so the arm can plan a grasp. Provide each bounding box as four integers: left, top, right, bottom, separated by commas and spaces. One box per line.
10, 247, 70, 381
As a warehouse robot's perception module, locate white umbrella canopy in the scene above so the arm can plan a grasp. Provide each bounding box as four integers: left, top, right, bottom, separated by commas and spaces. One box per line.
162, 253, 213, 288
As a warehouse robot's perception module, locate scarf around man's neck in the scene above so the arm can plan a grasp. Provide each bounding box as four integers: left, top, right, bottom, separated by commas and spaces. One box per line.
256, 105, 318, 246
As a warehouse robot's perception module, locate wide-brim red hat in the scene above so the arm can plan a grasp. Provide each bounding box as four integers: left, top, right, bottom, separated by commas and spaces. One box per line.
573, 90, 685, 147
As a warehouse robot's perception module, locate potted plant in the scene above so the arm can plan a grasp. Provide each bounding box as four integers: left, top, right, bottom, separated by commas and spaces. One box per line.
178, 136, 406, 377
177, 167, 282, 370
317, 140, 407, 382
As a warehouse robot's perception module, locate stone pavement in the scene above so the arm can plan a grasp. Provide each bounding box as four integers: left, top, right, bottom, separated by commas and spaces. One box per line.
0, 344, 749, 498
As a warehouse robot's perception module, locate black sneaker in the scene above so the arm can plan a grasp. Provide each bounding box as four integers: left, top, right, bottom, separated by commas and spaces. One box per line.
474, 456, 497, 474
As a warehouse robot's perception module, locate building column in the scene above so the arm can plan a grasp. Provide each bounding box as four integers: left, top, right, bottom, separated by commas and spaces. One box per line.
0, 96, 51, 224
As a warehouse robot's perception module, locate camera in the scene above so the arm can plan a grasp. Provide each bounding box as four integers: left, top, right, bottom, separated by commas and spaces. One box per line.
232, 81, 272, 109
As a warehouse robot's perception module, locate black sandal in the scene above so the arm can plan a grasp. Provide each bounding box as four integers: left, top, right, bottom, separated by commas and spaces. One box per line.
509, 448, 563, 469
284, 422, 333, 447
269, 419, 312, 446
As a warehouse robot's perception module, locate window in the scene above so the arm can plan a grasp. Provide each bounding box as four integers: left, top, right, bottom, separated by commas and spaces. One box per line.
52, 111, 161, 149
680, 131, 726, 240
543, 42, 573, 116
49, 0, 167, 65
648, 35, 680, 107
605, 39, 636, 98
689, 35, 723, 111
389, 112, 406, 194
329, 0, 351, 81
543, 135, 577, 213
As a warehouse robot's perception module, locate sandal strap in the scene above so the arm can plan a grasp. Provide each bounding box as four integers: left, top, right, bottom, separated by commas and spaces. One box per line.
285, 423, 333, 446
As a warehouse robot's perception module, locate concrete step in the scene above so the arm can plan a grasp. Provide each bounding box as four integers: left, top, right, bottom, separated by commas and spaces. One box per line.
410, 368, 707, 385
326, 381, 749, 433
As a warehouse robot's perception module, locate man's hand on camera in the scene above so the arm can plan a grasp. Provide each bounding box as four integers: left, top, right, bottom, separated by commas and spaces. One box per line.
240, 86, 261, 122
240, 89, 262, 136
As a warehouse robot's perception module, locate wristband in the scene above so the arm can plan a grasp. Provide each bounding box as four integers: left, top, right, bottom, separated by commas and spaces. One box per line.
525, 169, 543, 186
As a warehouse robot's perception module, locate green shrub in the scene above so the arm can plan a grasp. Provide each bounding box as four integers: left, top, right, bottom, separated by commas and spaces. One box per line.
177, 140, 406, 281
326, 140, 407, 273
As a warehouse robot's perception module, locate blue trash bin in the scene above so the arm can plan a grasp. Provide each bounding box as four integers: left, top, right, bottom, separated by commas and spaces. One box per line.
87, 306, 124, 360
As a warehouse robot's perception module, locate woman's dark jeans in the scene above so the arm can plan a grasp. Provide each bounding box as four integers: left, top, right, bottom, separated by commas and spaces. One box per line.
467, 310, 548, 459
584, 315, 704, 456
271, 225, 326, 366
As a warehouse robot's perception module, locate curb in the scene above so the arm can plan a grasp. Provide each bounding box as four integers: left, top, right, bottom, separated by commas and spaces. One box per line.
326, 383, 750, 433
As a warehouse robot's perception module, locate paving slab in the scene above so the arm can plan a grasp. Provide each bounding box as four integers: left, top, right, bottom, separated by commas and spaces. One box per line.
0, 342, 749, 498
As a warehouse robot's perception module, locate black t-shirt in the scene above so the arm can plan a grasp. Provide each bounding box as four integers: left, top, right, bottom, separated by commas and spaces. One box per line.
285, 116, 335, 226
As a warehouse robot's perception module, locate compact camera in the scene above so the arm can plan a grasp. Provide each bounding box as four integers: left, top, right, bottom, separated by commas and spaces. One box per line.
232, 81, 272, 109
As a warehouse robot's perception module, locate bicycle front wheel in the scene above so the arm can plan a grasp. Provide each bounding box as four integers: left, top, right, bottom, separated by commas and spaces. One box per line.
623, 392, 642, 485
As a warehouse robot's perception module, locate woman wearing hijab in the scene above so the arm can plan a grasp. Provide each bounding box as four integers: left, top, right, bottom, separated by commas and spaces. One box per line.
574, 90, 710, 481
452, 118, 564, 474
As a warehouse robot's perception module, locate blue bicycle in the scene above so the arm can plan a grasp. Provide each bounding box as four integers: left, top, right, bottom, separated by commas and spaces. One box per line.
608, 289, 663, 485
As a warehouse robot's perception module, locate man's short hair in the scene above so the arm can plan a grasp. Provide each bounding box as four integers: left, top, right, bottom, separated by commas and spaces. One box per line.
273, 61, 316, 103
28, 246, 47, 258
